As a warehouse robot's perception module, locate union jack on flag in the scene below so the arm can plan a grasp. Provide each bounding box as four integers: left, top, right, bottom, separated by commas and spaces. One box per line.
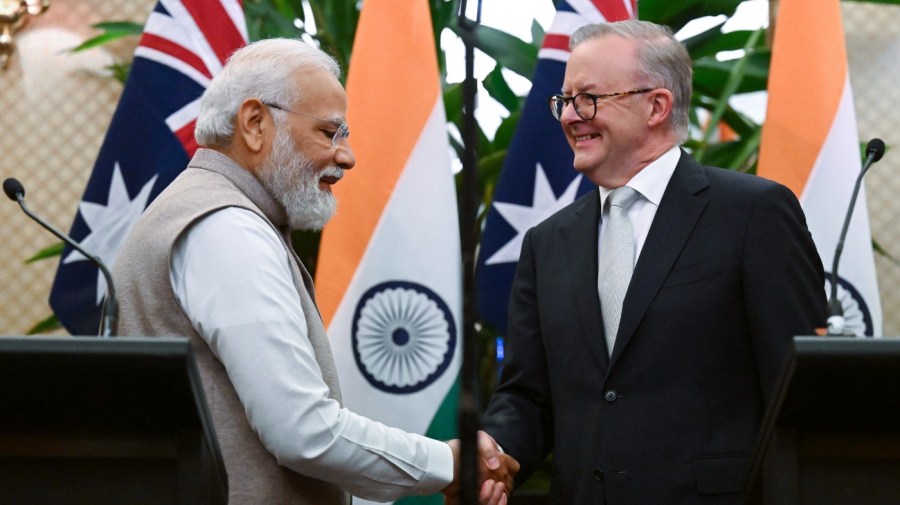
476, 0, 636, 333
50, 0, 247, 335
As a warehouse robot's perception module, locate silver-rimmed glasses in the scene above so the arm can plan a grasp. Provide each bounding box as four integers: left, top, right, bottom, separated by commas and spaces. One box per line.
548, 89, 654, 121
263, 101, 350, 146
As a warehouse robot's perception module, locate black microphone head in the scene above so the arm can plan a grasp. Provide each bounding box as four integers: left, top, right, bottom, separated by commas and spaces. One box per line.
866, 138, 886, 162
3, 177, 24, 201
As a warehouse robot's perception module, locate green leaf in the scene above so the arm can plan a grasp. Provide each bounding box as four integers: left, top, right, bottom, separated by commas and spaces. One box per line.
639, 0, 743, 31
478, 149, 507, 185
431, 0, 461, 77
483, 64, 519, 113
308, 0, 360, 77
694, 28, 765, 162
475, 117, 494, 157
693, 49, 770, 97
680, 19, 726, 56
92, 21, 144, 33
691, 140, 742, 168
271, 0, 301, 20
70, 29, 142, 53
443, 82, 463, 126
244, 0, 302, 41
476, 149, 507, 207
448, 132, 464, 161
683, 28, 766, 60
108, 62, 132, 84
727, 126, 762, 172
26, 242, 63, 263
69, 20, 143, 53
443, 81, 492, 156
27, 314, 61, 335
685, 125, 760, 173
450, 23, 537, 79
431, 0, 459, 32
692, 96, 756, 138
531, 18, 545, 46
492, 109, 522, 152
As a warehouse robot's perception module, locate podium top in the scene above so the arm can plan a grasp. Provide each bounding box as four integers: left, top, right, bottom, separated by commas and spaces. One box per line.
744, 336, 900, 497
0, 334, 227, 504
0, 335, 190, 355
793, 335, 900, 359
771, 336, 900, 430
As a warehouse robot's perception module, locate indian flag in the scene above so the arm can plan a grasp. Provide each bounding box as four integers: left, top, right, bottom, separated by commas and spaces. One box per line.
315, 0, 461, 503
758, 0, 881, 336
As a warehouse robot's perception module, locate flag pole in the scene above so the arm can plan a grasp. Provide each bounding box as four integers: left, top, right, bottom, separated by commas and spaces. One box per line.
457, 0, 482, 503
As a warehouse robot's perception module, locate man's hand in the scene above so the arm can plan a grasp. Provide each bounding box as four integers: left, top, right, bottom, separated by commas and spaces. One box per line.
443, 430, 520, 505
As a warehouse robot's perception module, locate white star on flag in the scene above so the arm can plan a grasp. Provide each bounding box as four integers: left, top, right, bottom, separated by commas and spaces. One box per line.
63, 162, 158, 304
485, 163, 582, 265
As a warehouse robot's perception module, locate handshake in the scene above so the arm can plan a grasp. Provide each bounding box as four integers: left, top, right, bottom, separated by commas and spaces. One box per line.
442, 431, 521, 505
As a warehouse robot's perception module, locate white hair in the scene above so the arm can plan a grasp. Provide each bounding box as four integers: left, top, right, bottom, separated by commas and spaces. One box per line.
257, 113, 340, 230
195, 38, 341, 147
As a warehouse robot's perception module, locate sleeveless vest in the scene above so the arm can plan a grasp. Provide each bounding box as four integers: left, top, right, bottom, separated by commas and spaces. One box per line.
113, 149, 348, 505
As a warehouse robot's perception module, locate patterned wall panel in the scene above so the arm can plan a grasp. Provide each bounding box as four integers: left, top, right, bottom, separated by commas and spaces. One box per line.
844, 2, 900, 336
0, 0, 154, 334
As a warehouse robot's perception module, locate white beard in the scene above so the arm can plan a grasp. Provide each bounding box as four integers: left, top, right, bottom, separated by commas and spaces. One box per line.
258, 124, 341, 231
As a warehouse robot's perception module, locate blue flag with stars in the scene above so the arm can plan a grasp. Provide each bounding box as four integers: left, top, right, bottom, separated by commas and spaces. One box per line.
50, 0, 247, 335
475, 0, 635, 333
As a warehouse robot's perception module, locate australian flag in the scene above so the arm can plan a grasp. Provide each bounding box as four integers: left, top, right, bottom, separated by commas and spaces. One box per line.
475, 0, 636, 333
49, 0, 247, 335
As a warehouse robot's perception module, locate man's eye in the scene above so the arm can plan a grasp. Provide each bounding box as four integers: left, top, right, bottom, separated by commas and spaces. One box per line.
322, 129, 337, 139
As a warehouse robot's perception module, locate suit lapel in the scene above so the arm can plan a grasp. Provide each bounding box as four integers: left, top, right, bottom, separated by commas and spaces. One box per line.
563, 191, 610, 368
610, 152, 710, 361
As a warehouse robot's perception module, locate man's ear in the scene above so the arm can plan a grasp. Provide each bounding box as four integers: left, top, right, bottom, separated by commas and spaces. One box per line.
646, 88, 674, 129
235, 98, 268, 154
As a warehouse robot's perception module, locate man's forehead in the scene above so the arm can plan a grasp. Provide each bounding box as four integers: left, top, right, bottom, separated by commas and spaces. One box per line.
563, 38, 639, 91
292, 68, 343, 93
561, 60, 609, 92
291, 70, 347, 111
561, 78, 602, 94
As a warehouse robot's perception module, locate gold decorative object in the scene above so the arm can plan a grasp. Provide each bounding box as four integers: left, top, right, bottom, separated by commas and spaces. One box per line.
0, 0, 49, 69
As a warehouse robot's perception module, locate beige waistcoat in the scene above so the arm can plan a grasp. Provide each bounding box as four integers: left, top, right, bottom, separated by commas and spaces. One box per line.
113, 149, 348, 505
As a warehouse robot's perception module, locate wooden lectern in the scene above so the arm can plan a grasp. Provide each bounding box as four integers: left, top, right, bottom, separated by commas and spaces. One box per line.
745, 336, 900, 505
0, 336, 226, 504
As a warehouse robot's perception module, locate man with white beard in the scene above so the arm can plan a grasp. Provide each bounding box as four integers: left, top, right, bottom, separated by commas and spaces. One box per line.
112, 38, 516, 505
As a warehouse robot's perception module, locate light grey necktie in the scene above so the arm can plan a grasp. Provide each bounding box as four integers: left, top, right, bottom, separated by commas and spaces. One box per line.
599, 186, 641, 355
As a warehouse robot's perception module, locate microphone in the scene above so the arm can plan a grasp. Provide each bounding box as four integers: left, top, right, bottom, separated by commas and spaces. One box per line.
3, 177, 118, 337
826, 138, 885, 336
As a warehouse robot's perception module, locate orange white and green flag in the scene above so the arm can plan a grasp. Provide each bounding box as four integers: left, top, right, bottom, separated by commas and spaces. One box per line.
315, 0, 461, 503
759, 0, 881, 335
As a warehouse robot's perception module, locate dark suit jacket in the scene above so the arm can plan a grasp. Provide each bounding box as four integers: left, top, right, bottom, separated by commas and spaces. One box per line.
482, 151, 827, 505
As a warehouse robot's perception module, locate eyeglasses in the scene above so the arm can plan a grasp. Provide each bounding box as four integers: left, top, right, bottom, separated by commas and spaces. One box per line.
548, 89, 654, 121
263, 101, 350, 146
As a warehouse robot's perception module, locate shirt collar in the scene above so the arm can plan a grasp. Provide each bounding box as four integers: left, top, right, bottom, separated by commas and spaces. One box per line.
598, 145, 681, 208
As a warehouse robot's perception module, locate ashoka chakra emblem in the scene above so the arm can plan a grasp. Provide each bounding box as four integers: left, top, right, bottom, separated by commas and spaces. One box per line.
824, 273, 874, 336
351, 281, 457, 394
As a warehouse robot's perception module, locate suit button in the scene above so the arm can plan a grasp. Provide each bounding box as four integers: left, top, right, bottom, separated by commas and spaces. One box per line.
604, 390, 618, 402
593, 468, 605, 481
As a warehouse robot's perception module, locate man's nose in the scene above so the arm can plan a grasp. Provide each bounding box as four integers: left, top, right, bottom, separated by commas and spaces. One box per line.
335, 142, 355, 170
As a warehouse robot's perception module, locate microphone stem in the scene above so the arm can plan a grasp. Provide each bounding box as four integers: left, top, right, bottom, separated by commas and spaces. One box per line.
825, 139, 884, 336
16, 196, 118, 337
828, 153, 875, 322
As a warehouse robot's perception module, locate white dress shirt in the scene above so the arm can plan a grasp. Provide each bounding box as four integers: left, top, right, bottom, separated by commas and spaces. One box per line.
597, 146, 682, 266
170, 207, 453, 502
